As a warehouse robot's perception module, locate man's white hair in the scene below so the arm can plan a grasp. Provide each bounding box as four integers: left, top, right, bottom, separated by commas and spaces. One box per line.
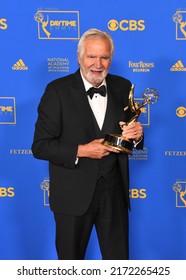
77, 28, 114, 58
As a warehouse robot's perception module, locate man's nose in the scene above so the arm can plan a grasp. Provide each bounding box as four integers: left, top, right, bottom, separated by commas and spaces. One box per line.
94, 58, 102, 68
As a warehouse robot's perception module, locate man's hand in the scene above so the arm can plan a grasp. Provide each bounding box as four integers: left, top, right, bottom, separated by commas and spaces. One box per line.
119, 121, 143, 142
77, 138, 119, 159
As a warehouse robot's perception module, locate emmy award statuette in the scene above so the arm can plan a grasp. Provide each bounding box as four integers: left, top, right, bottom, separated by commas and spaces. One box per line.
103, 84, 159, 155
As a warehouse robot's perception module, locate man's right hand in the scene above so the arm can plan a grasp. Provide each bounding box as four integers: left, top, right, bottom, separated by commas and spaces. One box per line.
77, 138, 120, 159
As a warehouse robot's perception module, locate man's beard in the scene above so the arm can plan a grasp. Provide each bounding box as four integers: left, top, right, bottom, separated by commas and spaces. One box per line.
81, 67, 108, 85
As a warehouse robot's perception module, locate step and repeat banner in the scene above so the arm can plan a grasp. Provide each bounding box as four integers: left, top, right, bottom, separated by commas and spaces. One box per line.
0, 1, 186, 260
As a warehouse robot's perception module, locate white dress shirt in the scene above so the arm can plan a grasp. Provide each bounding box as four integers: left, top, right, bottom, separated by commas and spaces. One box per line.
80, 72, 107, 130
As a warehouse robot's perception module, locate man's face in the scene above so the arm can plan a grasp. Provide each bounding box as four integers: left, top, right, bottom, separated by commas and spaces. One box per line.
78, 37, 112, 87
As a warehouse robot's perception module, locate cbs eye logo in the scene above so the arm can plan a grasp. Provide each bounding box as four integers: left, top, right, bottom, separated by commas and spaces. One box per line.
108, 19, 145, 31
176, 106, 186, 117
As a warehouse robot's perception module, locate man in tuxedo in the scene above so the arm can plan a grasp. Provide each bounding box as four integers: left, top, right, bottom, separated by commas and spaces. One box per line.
32, 28, 143, 260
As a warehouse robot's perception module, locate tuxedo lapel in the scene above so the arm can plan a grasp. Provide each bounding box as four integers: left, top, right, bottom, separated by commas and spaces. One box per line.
69, 70, 96, 140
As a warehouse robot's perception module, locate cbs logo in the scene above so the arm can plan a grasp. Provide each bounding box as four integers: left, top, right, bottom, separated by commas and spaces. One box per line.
0, 187, 15, 197
129, 188, 146, 199
0, 18, 8, 30
176, 106, 186, 118
108, 19, 145, 31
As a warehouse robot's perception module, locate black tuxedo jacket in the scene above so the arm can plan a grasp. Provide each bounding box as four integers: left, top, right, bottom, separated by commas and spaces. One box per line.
32, 69, 143, 215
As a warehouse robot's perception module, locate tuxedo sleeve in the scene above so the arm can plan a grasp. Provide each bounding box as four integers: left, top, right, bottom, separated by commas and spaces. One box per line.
134, 136, 144, 150
32, 83, 77, 168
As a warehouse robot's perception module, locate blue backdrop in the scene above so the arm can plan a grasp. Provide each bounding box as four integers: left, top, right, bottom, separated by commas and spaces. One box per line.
0, 0, 186, 260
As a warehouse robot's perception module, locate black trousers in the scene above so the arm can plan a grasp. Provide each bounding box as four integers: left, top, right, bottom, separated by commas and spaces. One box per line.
54, 175, 129, 260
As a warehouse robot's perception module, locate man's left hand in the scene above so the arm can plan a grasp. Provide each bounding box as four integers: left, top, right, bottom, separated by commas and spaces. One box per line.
119, 121, 143, 142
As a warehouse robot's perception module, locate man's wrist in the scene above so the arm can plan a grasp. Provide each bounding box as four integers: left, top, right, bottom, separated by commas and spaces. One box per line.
77, 144, 87, 158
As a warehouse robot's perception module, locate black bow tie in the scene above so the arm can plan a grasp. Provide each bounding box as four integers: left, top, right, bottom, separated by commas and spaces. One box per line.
87, 85, 106, 99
